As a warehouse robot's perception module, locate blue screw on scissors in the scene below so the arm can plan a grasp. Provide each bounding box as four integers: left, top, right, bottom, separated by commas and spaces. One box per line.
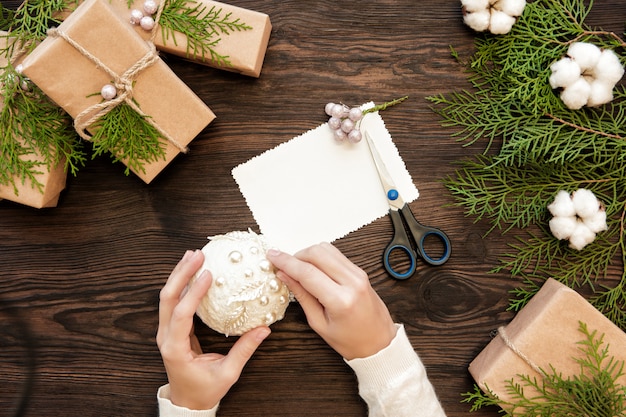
364, 131, 451, 280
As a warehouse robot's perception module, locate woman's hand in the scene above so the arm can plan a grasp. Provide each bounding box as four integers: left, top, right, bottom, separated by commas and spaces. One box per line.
156, 249, 271, 410
267, 243, 397, 360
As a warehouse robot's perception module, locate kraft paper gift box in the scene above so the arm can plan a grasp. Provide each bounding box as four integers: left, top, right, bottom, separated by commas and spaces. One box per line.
0, 32, 68, 208
21, 0, 215, 184
69, 0, 271, 77
469, 278, 626, 412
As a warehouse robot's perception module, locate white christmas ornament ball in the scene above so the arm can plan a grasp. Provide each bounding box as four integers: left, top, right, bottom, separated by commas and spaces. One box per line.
100, 84, 117, 100
192, 230, 291, 337
140, 15, 155, 31
129, 9, 144, 25
143, 0, 159, 15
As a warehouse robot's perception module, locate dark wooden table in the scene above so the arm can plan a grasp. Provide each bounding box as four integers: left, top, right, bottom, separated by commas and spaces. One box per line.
1, 1, 624, 416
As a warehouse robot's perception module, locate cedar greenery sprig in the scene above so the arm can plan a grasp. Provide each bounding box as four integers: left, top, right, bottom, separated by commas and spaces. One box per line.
1, 0, 70, 56
0, 64, 84, 194
427, 0, 626, 329
132, 0, 253, 67
462, 322, 626, 416
88, 102, 165, 176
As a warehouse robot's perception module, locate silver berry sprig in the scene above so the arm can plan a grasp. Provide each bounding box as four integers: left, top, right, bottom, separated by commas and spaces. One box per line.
324, 96, 408, 143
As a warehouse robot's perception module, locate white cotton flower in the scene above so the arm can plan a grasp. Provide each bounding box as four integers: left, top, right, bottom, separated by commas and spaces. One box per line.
492, 0, 526, 17
549, 57, 582, 89
559, 77, 590, 110
463, 10, 491, 32
462, 0, 490, 13
549, 215, 577, 240
489, 10, 516, 34
548, 190, 576, 217
568, 220, 596, 251
567, 42, 602, 72
586, 79, 614, 107
594, 49, 625, 85
583, 209, 607, 234
571, 188, 600, 218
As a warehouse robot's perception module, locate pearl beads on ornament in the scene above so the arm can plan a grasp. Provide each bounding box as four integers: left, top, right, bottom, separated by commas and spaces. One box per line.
100, 84, 117, 100
140, 16, 155, 31
129, 9, 144, 25
228, 250, 243, 263
143, 0, 159, 15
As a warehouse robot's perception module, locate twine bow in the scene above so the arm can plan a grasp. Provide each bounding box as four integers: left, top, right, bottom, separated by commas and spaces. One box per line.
47, 26, 188, 154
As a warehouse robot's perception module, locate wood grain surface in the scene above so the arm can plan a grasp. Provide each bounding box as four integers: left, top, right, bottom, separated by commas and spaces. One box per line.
1, 1, 624, 416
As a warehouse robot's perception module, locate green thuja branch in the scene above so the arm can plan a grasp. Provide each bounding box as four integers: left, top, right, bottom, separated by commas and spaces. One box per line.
0, 65, 84, 194
89, 102, 166, 176
428, 0, 626, 328
2, 0, 70, 56
154, 0, 252, 66
462, 322, 626, 416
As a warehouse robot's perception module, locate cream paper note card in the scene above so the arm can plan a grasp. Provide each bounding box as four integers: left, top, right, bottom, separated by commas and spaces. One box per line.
232, 110, 418, 254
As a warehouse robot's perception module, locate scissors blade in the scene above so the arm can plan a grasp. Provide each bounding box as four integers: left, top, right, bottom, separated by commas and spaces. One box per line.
364, 131, 405, 210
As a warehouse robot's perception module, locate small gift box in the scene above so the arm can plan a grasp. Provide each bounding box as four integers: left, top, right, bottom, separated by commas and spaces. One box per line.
21, 0, 215, 184
84, 0, 271, 77
469, 278, 626, 412
0, 32, 69, 208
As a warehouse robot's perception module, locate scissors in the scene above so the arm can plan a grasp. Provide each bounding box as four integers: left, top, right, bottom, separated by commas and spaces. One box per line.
364, 131, 451, 280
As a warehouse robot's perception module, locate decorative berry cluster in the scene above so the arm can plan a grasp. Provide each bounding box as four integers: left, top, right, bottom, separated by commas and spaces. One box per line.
549, 42, 624, 110
324, 102, 364, 143
548, 189, 607, 251
130, 0, 160, 31
323, 96, 408, 143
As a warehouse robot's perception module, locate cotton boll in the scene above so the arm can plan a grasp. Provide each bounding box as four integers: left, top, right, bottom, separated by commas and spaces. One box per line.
571, 188, 600, 218
489, 10, 516, 34
492, 0, 526, 16
461, 0, 490, 13
568, 220, 596, 251
549, 215, 577, 240
594, 49, 625, 85
549, 57, 582, 89
559, 78, 590, 110
583, 209, 607, 234
586, 79, 614, 107
547, 190, 576, 217
463, 10, 491, 32
567, 42, 602, 72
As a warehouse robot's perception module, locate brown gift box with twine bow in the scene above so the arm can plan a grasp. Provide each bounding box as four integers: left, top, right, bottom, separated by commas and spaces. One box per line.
0, 31, 68, 208
21, 0, 215, 184
70, 0, 271, 78
469, 278, 626, 412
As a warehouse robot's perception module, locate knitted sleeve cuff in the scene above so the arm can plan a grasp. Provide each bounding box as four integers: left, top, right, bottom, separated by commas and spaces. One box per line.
157, 384, 219, 417
344, 324, 426, 392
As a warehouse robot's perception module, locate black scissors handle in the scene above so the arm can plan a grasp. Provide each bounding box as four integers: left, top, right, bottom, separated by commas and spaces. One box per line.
383, 205, 451, 280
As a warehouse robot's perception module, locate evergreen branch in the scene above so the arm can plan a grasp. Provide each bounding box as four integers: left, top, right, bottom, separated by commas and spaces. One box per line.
429, 0, 626, 329
157, 0, 252, 66
0, 64, 83, 194
462, 322, 626, 416
88, 102, 166, 176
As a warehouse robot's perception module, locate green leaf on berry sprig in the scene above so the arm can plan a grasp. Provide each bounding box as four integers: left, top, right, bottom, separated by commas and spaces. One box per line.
427, 0, 626, 329
325, 96, 408, 143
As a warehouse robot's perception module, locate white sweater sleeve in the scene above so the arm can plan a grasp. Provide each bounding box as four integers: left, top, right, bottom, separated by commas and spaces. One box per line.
345, 324, 447, 417
157, 384, 219, 417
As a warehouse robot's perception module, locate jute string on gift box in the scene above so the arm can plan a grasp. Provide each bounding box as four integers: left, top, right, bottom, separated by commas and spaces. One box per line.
497, 326, 544, 375
46, 26, 188, 154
